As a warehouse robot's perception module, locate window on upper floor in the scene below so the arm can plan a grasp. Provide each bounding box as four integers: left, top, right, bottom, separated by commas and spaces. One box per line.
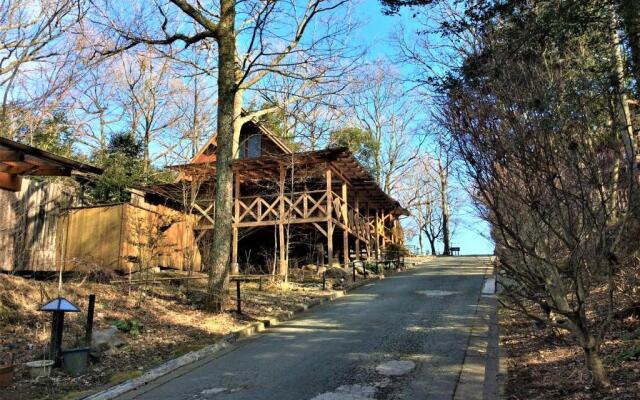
240, 134, 261, 158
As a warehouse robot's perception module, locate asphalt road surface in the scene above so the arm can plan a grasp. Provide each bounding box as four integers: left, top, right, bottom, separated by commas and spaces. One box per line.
120, 256, 491, 400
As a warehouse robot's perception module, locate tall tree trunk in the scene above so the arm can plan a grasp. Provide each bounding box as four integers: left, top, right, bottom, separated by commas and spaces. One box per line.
418, 233, 424, 255
143, 125, 150, 175
207, 0, 236, 312
439, 160, 451, 255
374, 128, 382, 187
573, 315, 611, 388
99, 109, 106, 153
611, 11, 640, 215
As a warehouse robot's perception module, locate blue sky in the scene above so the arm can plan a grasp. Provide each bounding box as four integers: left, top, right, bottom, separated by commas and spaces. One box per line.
351, 1, 495, 255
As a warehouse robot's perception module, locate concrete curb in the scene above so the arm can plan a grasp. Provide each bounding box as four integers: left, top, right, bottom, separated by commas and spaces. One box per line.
81, 273, 389, 400
492, 258, 508, 399
453, 260, 496, 400
497, 340, 508, 399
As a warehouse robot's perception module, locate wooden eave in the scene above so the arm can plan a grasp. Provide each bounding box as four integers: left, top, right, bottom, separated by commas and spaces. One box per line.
230, 147, 407, 213
0, 136, 103, 176
156, 147, 407, 214
0, 136, 103, 191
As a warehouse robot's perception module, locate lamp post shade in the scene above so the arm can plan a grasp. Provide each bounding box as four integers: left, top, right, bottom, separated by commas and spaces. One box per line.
39, 297, 81, 313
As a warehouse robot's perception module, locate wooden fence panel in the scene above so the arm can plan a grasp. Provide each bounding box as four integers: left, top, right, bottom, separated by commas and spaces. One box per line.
62, 205, 124, 272
1, 181, 202, 273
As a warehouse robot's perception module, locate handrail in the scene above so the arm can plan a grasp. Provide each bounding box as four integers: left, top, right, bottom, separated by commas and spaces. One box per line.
239, 189, 325, 200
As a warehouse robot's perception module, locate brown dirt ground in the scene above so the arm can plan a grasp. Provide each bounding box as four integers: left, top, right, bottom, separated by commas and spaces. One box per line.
0, 268, 365, 400
500, 304, 640, 400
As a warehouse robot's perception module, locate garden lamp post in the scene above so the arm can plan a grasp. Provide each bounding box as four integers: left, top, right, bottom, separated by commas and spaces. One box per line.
39, 297, 80, 367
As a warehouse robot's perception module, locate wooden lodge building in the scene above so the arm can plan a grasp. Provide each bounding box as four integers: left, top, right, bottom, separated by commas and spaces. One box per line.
147, 121, 407, 276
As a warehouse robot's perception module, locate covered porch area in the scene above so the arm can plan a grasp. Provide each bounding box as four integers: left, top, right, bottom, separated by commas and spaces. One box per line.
149, 147, 407, 278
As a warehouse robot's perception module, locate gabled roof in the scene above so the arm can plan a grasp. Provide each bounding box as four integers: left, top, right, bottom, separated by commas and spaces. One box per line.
191, 119, 292, 164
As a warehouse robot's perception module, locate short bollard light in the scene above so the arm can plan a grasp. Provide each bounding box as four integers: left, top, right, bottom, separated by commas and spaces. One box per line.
39, 297, 81, 367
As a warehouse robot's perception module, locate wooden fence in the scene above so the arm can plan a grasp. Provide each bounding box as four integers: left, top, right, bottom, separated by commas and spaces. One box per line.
0, 179, 202, 273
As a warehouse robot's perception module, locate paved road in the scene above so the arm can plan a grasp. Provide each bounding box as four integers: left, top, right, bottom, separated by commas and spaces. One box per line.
120, 256, 491, 400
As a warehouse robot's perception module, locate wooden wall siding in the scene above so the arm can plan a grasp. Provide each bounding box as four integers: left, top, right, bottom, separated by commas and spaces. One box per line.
159, 218, 202, 271
0, 178, 73, 272
0, 181, 22, 271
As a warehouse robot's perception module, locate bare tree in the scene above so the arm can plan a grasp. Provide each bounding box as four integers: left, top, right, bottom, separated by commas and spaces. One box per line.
443, 48, 635, 388
87, 0, 356, 310
399, 155, 443, 255
0, 0, 85, 126
68, 59, 122, 153
172, 70, 216, 161
116, 52, 183, 172
346, 63, 421, 195
434, 138, 453, 255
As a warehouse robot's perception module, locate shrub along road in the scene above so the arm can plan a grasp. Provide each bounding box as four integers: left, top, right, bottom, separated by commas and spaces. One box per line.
117, 256, 494, 400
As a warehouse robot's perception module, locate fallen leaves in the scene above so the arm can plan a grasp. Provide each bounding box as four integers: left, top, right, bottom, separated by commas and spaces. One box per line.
500, 305, 640, 400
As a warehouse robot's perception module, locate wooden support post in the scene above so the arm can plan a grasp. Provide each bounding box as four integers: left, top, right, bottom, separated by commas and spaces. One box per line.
326, 168, 334, 268
355, 196, 360, 260
85, 294, 96, 347
366, 203, 371, 260
380, 209, 386, 250
231, 173, 240, 275
342, 180, 349, 269
0, 172, 21, 192
303, 192, 308, 218
375, 210, 380, 261
236, 280, 241, 314
278, 165, 287, 279
352, 262, 356, 282
392, 217, 398, 244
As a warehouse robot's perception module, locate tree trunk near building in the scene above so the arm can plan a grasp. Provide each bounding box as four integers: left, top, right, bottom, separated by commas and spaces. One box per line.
439, 159, 451, 255
206, 0, 237, 312
191, 76, 200, 158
